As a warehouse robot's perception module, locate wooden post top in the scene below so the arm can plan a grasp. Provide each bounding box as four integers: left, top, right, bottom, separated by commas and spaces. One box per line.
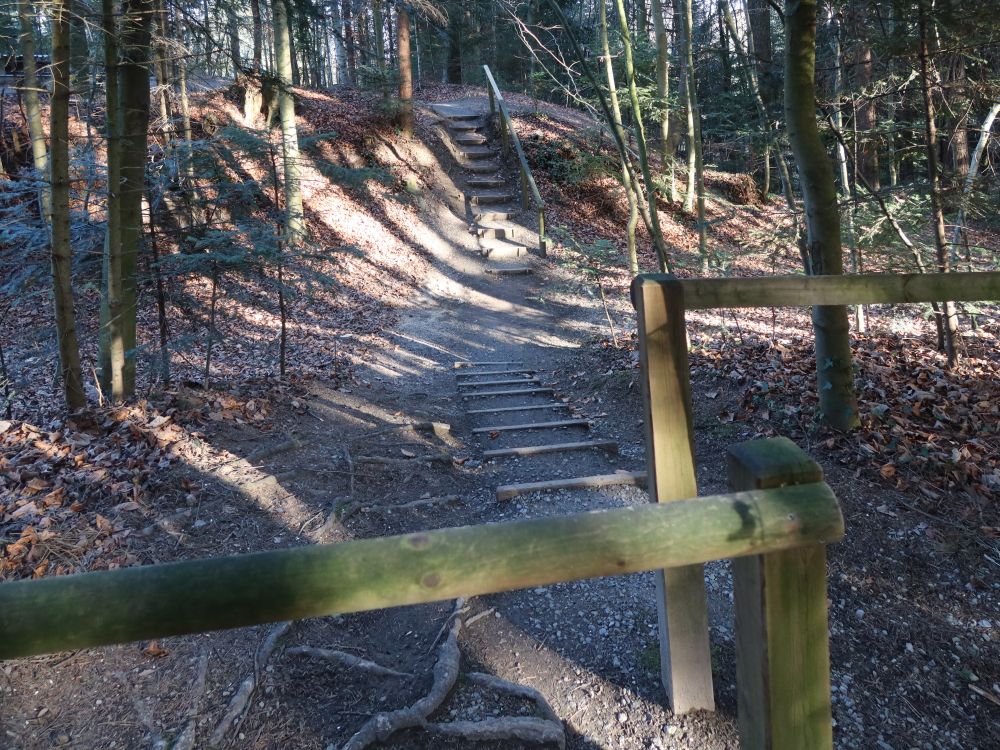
728, 437, 824, 491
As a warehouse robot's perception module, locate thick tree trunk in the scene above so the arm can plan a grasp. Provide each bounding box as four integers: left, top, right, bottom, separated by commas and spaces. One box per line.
16, 0, 50, 225
600, 0, 639, 274
748, 0, 772, 96
50, 0, 86, 411
784, 0, 858, 431
950, 102, 1000, 256
651, 0, 672, 200
118, 0, 154, 397
273, 0, 305, 245
397, 3, 413, 136
446, 10, 463, 84
99, 0, 125, 400
918, 7, 958, 366
228, 4, 243, 74
342, 0, 357, 84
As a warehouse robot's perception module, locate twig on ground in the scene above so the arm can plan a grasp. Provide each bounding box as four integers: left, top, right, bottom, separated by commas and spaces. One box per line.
246, 435, 302, 465
285, 646, 412, 678
354, 453, 452, 466
338, 600, 464, 750
338, 495, 462, 522
208, 621, 292, 747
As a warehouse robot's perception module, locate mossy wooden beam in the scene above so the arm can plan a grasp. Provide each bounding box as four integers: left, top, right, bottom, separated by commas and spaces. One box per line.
0, 482, 842, 660
646, 271, 1000, 310
729, 437, 835, 750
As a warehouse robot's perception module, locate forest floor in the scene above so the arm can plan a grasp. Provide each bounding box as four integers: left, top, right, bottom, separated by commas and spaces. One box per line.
1, 84, 998, 750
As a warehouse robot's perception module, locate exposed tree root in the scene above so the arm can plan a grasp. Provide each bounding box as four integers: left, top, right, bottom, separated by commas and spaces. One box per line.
354, 453, 452, 466
246, 435, 302, 464
208, 621, 292, 747
285, 646, 412, 678
338, 494, 461, 521
333, 601, 565, 749
338, 601, 464, 750
425, 717, 566, 747
172, 650, 209, 750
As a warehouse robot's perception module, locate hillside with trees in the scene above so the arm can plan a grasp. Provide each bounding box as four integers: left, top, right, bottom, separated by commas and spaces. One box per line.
0, 1, 997, 749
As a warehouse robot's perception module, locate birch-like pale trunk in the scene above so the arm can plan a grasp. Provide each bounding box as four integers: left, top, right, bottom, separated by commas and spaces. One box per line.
50, 0, 86, 410
274, 0, 306, 245
950, 103, 999, 259
784, 0, 858, 431
17, 0, 51, 225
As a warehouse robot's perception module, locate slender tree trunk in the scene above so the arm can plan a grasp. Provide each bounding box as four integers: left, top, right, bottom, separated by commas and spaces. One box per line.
679, 0, 696, 210
118, 0, 154, 397
154, 0, 174, 140
99, 0, 126, 399
250, 0, 263, 68
373, 0, 386, 76
615, 0, 670, 272
829, 7, 864, 333
273, 0, 305, 245
680, 0, 707, 268
950, 102, 999, 257
784, 0, 858, 431
918, 7, 958, 366
227, 4, 243, 74
342, 0, 357, 84
50, 0, 86, 411
601, 0, 639, 274
651, 0, 672, 198
332, 0, 347, 84
397, 3, 413, 136
17, 0, 50, 225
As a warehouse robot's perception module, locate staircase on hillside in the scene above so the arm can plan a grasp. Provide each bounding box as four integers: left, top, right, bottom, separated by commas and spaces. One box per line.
433, 103, 539, 276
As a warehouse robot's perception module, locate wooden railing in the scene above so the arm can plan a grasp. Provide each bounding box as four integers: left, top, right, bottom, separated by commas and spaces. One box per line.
631, 268, 1000, 741
0, 437, 842, 748
482, 64, 547, 256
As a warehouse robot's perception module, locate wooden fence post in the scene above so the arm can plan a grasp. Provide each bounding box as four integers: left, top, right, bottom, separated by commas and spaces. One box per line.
632, 274, 715, 714
728, 437, 836, 750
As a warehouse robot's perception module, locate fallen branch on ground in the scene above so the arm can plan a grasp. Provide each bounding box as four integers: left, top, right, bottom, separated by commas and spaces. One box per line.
339, 495, 462, 521
285, 645, 412, 678
247, 435, 302, 464
354, 453, 452, 466
350, 422, 452, 444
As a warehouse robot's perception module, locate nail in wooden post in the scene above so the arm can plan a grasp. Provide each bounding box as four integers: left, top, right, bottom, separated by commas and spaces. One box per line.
632, 274, 714, 714
728, 437, 836, 750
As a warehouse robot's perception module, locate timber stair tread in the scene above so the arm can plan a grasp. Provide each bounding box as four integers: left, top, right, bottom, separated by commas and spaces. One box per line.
457, 377, 540, 388
486, 265, 533, 276
466, 403, 569, 415
472, 419, 590, 434
495, 471, 649, 501
483, 440, 619, 460
456, 369, 537, 378
481, 239, 529, 257
454, 361, 525, 368
461, 387, 555, 399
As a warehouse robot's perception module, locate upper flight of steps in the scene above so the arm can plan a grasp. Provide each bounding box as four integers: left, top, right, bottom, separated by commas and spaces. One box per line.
433, 103, 539, 276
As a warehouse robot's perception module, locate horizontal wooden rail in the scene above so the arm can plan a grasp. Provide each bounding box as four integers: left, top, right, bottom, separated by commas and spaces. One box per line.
638, 271, 1000, 310
482, 64, 547, 256
0, 483, 842, 660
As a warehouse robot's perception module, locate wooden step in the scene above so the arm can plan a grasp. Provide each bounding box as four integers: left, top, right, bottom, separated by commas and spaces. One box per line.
467, 176, 505, 188
496, 471, 649, 501
475, 210, 512, 221
486, 265, 533, 276
455, 134, 488, 145
449, 121, 483, 132
454, 360, 525, 368
458, 378, 539, 389
469, 193, 514, 206
473, 418, 590, 434
474, 225, 511, 240
462, 387, 555, 399
459, 147, 498, 160
466, 403, 569, 415
483, 439, 619, 460
456, 369, 536, 378
466, 162, 502, 174
481, 240, 528, 257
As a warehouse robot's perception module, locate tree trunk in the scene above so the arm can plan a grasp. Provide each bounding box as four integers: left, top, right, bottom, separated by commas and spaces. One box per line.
828, 6, 864, 333
615, 0, 670, 273
118, 0, 154, 397
601, 0, 639, 274
17, 0, 50, 225
784, 0, 858, 431
50, 0, 86, 411
651, 0, 672, 199
918, 7, 958, 366
950, 102, 1000, 257
678, 0, 695, 211
747, 0, 772, 101
273, 0, 305, 245
228, 4, 243, 74
397, 3, 413, 136
680, 0, 706, 268
447, 9, 463, 84
250, 0, 263, 69
99, 0, 125, 400
342, 0, 357, 84
948, 54, 969, 182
